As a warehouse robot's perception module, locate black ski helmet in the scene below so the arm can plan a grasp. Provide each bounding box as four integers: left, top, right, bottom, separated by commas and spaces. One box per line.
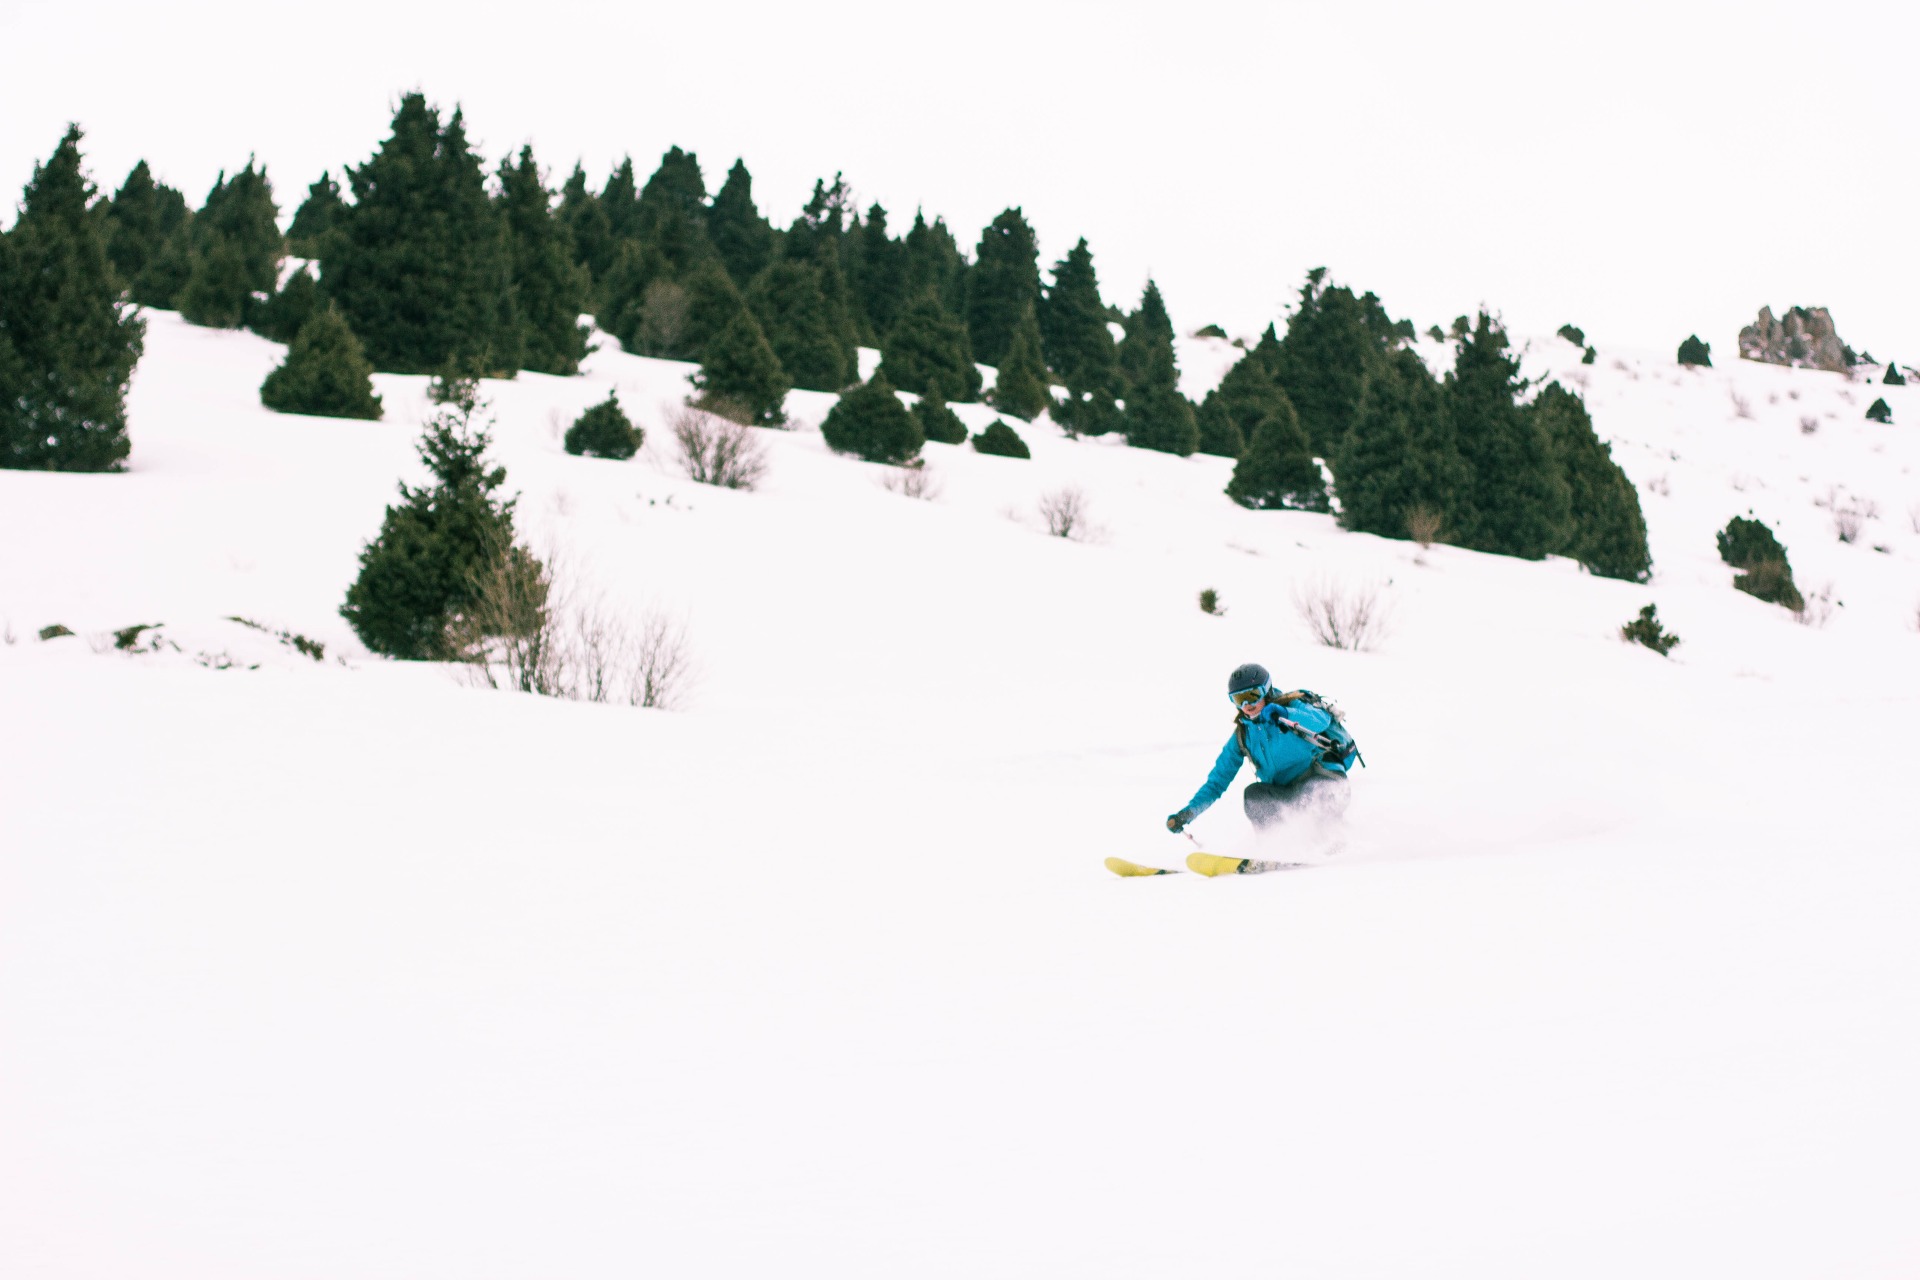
1227, 663, 1270, 699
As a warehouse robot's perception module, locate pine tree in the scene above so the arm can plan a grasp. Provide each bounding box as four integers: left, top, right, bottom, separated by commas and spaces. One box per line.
557, 163, 615, 284
1269, 270, 1391, 458
692, 309, 789, 426
635, 146, 714, 277
1532, 382, 1650, 581
599, 157, 642, 242
260, 304, 383, 420
322, 95, 517, 374
850, 202, 907, 341
679, 259, 750, 361
287, 171, 345, 257
904, 212, 968, 318
1040, 238, 1118, 435
991, 305, 1050, 419
496, 146, 590, 375
1677, 335, 1712, 367
564, 390, 641, 458
103, 160, 191, 302
1226, 391, 1325, 511
1447, 313, 1570, 559
1116, 278, 1174, 392
784, 174, 854, 264
810, 238, 863, 381
707, 159, 774, 289
252, 265, 321, 344
340, 390, 521, 658
965, 208, 1042, 367
178, 160, 282, 329
820, 373, 922, 464
1867, 396, 1893, 423
878, 289, 981, 400
915, 385, 968, 444
971, 419, 1030, 459
1195, 330, 1289, 459
1117, 281, 1197, 455
596, 237, 671, 352
746, 258, 851, 392
0, 126, 145, 472
1884, 362, 1906, 386
1332, 347, 1466, 540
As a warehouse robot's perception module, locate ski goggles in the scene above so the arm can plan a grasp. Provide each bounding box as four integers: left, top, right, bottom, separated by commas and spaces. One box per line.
1230, 686, 1269, 708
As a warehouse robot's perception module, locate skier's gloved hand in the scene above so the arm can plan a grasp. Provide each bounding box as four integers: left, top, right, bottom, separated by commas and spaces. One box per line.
1166, 809, 1193, 833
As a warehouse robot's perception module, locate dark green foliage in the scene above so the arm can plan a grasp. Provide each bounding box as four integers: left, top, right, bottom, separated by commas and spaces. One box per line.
1194, 324, 1227, 339
1621, 604, 1680, 656
497, 146, 590, 375
0, 126, 145, 472
849, 203, 907, 341
1582, 345, 1597, 365
340, 389, 520, 658
821, 373, 922, 464
1268, 270, 1393, 457
259, 305, 382, 420
1446, 313, 1571, 559
904, 212, 968, 318
991, 306, 1050, 419
784, 173, 854, 263
678, 259, 750, 361
914, 386, 968, 445
1333, 347, 1466, 538
564, 391, 640, 458
708, 160, 773, 289
178, 160, 282, 329
557, 163, 615, 284
965, 208, 1041, 367
1677, 334, 1712, 367
747, 258, 852, 392
809, 238, 863, 377
972, 419, 1030, 459
879, 289, 981, 400
1040, 238, 1118, 435
598, 158, 641, 241
252, 266, 321, 344
1533, 382, 1651, 582
104, 160, 192, 306
1733, 559, 1803, 611
1717, 515, 1801, 610
1117, 280, 1197, 455
597, 238, 672, 350
287, 172, 345, 257
321, 95, 517, 374
692, 309, 789, 426
1198, 587, 1224, 615
1427, 325, 1446, 342
1885, 362, 1906, 386
1557, 324, 1586, 347
1227, 391, 1326, 510
1195, 328, 1290, 459
1867, 397, 1893, 423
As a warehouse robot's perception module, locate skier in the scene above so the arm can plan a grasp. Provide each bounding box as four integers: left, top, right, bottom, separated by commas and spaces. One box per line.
1166, 663, 1359, 835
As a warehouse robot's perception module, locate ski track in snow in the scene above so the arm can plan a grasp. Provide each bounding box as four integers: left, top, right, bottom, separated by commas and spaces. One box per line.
2, 315, 1918, 1278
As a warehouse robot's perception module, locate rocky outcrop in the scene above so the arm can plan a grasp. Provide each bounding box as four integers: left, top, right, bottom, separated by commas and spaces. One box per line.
1738, 306, 1850, 372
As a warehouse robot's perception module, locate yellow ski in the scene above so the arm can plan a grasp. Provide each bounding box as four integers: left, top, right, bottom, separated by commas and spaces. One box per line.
1104, 857, 1180, 877
1186, 852, 1312, 877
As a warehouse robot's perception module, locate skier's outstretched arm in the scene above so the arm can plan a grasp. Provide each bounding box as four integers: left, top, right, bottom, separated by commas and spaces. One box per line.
1167, 735, 1245, 831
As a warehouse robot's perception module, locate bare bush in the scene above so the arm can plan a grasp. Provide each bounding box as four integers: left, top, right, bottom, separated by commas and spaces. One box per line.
1799, 415, 1818, 435
1833, 505, 1864, 543
1793, 582, 1837, 628
627, 611, 694, 709
1909, 503, 1920, 535
636, 281, 689, 357
1403, 505, 1443, 548
1292, 577, 1392, 652
880, 463, 941, 501
1645, 473, 1670, 497
1038, 486, 1092, 539
671, 404, 769, 490
1729, 389, 1754, 419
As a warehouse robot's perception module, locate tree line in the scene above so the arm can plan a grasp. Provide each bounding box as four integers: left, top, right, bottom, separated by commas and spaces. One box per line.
0, 100, 1650, 581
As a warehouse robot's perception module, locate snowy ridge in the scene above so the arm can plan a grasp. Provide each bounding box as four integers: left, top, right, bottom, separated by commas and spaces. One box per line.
2, 315, 1917, 1278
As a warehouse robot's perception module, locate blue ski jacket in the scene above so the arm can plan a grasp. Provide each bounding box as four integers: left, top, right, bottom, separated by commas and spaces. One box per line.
1183, 696, 1354, 817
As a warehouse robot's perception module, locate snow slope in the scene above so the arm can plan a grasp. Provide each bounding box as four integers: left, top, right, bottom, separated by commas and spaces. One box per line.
3, 315, 1918, 1278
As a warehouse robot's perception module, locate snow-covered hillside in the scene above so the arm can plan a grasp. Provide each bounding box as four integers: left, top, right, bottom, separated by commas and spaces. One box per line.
3, 316, 1918, 1278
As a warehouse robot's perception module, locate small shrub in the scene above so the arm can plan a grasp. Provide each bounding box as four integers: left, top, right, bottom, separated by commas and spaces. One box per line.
972, 420, 1030, 459
1581, 345, 1597, 365
1885, 363, 1906, 387
880, 463, 941, 501
227, 615, 326, 661
1557, 324, 1587, 347
1867, 397, 1893, 423
1833, 504, 1864, 543
1292, 577, 1390, 652
1793, 582, 1836, 628
1198, 588, 1225, 616
1733, 559, 1804, 611
259, 306, 383, 420
1799, 415, 1818, 435
112, 622, 163, 651
1426, 325, 1445, 343
821, 374, 923, 464
1194, 324, 1228, 339
1729, 389, 1754, 419
914, 388, 969, 445
565, 392, 642, 460
1403, 505, 1443, 548
38, 624, 74, 641
1677, 335, 1712, 367
1037, 486, 1090, 538
1717, 515, 1787, 569
671, 405, 768, 489
1620, 604, 1680, 656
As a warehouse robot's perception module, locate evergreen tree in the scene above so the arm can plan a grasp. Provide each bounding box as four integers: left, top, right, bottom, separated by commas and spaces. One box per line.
287, 171, 345, 257
1040, 238, 1119, 434
340, 388, 521, 659
103, 160, 191, 304
850, 202, 907, 341
707, 159, 774, 289
323, 96, 517, 374
1195, 329, 1289, 459
1677, 334, 1712, 367
1531, 382, 1650, 582
178, 160, 282, 329
1867, 396, 1893, 423
679, 258, 750, 361
596, 237, 672, 351
599, 157, 642, 242
260, 304, 383, 419
496, 146, 590, 375
990, 305, 1050, 419
820, 373, 922, 464
564, 390, 641, 459
971, 419, 1030, 459
1884, 361, 1906, 386
1446, 313, 1570, 559
746, 258, 851, 391
878, 289, 981, 400
1226, 391, 1325, 510
915, 385, 968, 445
965, 208, 1042, 367
784, 173, 854, 263
635, 146, 714, 275
1332, 347, 1466, 540
811, 237, 863, 379
692, 309, 789, 426
1269, 269, 1391, 458
252, 265, 321, 344
557, 163, 615, 284
1117, 280, 1197, 455
903, 212, 968, 318
0, 126, 145, 472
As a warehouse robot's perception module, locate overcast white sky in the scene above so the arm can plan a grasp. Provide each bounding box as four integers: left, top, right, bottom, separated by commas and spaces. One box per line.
4, 0, 1915, 362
